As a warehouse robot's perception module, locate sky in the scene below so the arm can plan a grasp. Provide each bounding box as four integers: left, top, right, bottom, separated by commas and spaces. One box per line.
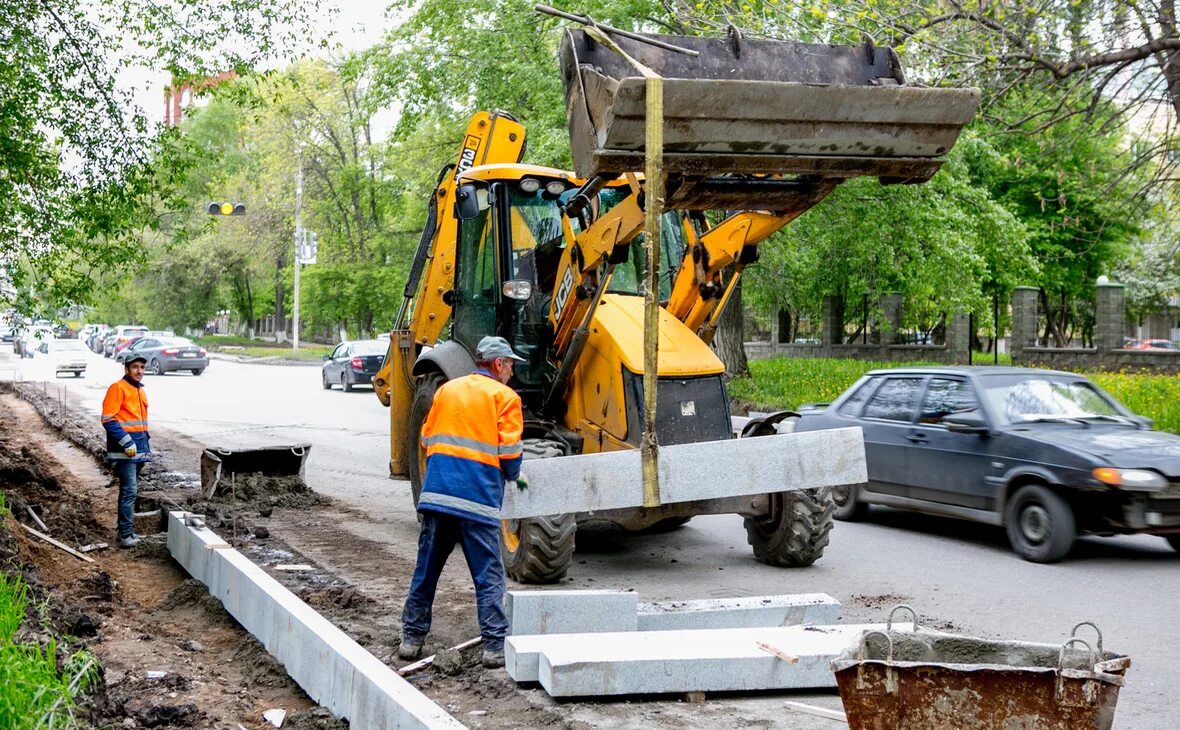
117, 1, 394, 128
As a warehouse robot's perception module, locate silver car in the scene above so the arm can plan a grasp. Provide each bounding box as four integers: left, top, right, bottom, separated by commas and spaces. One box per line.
118, 336, 209, 375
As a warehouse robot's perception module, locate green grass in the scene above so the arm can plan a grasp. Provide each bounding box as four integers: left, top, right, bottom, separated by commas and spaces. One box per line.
193, 336, 334, 362
730, 356, 1180, 433
0, 533, 98, 729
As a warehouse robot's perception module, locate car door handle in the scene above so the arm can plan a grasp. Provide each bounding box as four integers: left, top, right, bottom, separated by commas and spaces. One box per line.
907, 433, 928, 443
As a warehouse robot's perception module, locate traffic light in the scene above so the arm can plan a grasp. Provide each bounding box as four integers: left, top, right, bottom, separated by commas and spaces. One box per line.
206, 202, 246, 216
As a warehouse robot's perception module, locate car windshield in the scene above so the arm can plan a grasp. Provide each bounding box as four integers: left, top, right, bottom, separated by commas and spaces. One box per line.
980, 375, 1122, 424
353, 340, 386, 355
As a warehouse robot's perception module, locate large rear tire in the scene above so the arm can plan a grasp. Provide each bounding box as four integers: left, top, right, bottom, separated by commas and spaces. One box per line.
744, 488, 835, 567
501, 439, 576, 584
406, 372, 445, 508
833, 484, 870, 521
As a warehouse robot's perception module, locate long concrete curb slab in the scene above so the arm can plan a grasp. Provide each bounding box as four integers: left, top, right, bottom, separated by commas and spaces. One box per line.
502, 427, 866, 519
537, 623, 914, 697
167, 511, 463, 730
637, 593, 841, 631
507, 590, 639, 635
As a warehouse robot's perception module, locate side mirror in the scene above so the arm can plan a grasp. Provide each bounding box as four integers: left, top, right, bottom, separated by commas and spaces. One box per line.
322, 355, 330, 361
454, 184, 487, 220
943, 410, 989, 434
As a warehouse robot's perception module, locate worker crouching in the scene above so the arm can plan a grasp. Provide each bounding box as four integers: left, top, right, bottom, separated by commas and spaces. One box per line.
399, 336, 527, 669
101, 355, 152, 548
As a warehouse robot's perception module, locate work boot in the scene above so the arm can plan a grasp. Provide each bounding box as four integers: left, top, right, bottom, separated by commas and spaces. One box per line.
481, 648, 505, 668
398, 639, 424, 660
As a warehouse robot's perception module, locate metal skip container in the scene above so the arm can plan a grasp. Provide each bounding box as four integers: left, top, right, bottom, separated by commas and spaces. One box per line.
199, 444, 312, 498
831, 611, 1130, 729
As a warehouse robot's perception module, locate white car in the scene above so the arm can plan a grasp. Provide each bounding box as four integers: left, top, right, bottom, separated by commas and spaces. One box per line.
37, 338, 89, 377
17, 326, 53, 358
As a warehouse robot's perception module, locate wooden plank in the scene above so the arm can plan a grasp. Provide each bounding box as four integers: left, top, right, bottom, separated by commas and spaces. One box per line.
20, 524, 96, 563
784, 701, 848, 723
397, 637, 482, 677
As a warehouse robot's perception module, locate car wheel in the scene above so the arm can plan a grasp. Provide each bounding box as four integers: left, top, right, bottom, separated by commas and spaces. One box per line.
1164, 534, 1180, 553
151, 359, 165, 376
322, 370, 332, 390
1004, 484, 1076, 563
833, 484, 870, 521
341, 373, 353, 393
191, 368, 204, 376
74, 372, 81, 378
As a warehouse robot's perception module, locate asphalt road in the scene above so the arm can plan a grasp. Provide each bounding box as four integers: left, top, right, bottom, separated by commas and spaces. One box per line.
2, 346, 1176, 728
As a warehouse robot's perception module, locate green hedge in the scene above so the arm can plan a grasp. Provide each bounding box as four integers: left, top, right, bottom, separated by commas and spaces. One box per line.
729, 357, 1180, 433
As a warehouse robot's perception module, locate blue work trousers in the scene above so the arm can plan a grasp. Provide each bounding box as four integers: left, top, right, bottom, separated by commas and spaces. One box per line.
113, 460, 143, 539
401, 511, 508, 651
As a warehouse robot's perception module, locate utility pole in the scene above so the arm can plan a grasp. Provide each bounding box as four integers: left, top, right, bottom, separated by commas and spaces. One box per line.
293, 146, 303, 351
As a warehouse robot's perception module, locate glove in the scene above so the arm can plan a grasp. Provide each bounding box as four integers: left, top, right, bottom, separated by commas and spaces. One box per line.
515, 476, 529, 491
124, 444, 137, 458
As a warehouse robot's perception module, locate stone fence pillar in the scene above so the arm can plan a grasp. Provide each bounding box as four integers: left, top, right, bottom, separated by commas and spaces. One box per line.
1094, 283, 1126, 351
1010, 287, 1039, 356
947, 312, 971, 364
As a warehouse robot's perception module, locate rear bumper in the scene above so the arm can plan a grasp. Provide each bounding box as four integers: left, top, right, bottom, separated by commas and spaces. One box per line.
348, 370, 376, 384
55, 363, 86, 372
161, 357, 209, 371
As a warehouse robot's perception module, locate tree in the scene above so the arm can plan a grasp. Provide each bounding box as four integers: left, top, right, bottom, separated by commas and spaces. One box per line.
0, 0, 317, 315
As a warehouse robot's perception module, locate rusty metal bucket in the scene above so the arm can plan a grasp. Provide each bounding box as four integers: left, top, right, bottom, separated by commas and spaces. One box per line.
199, 444, 311, 498
831, 610, 1130, 730
558, 28, 981, 205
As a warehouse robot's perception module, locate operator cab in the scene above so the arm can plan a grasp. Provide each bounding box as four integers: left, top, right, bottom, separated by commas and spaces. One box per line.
451, 165, 690, 397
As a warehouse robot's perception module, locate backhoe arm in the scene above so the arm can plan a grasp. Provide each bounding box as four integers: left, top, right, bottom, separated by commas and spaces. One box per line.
665, 182, 836, 343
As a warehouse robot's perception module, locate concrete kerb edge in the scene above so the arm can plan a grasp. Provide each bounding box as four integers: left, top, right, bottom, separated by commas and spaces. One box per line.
166, 511, 463, 729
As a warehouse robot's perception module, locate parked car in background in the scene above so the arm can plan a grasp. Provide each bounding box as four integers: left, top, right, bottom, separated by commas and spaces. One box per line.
0, 323, 13, 344
36, 338, 89, 377
104, 325, 148, 358
1124, 339, 1180, 351
112, 334, 146, 359
322, 339, 386, 392
88, 327, 112, 352
791, 366, 1180, 563
116, 336, 208, 375
15, 325, 53, 358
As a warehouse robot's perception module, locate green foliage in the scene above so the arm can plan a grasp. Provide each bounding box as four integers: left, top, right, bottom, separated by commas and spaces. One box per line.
731, 357, 1180, 433
0, 0, 320, 317
0, 571, 98, 729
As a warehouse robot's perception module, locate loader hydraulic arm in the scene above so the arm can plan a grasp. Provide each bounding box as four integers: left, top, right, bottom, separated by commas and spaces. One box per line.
665, 180, 837, 343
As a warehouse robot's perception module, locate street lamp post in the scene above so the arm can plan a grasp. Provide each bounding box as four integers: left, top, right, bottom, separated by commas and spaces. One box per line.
293, 146, 303, 351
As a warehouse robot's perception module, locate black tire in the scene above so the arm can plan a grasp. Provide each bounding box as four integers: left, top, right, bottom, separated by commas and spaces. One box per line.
407, 372, 445, 508
152, 359, 164, 376
73, 372, 81, 378
1005, 484, 1076, 563
501, 439, 577, 584
502, 513, 577, 584
191, 368, 204, 376
833, 484, 870, 521
342, 373, 353, 393
1165, 535, 1180, 553
744, 488, 835, 567
322, 370, 333, 390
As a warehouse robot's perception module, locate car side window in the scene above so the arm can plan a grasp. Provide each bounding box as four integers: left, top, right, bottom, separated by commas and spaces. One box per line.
330, 344, 345, 359
862, 377, 924, 422
838, 378, 878, 416
919, 378, 980, 425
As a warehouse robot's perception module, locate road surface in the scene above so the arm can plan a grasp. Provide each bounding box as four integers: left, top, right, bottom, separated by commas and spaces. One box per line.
2, 347, 1175, 728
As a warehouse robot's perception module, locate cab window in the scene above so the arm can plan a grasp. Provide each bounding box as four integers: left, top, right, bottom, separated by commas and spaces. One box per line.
919, 379, 979, 425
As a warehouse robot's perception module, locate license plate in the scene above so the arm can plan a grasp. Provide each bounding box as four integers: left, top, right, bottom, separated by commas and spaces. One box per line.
181, 351, 198, 357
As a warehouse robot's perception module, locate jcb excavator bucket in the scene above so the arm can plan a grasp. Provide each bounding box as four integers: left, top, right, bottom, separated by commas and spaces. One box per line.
558, 29, 981, 208
199, 444, 311, 498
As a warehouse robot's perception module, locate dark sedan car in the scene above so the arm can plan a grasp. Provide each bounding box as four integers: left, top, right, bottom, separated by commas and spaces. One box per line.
322, 339, 386, 392
116, 336, 208, 375
791, 366, 1180, 562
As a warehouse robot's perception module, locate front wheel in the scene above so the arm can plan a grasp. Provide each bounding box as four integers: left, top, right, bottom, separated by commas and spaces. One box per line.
500, 439, 576, 584
407, 372, 445, 508
1005, 484, 1076, 563
322, 370, 333, 390
833, 484, 870, 521
744, 488, 835, 567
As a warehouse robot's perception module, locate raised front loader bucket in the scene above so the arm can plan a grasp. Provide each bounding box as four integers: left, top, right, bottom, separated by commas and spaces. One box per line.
559, 29, 980, 207
199, 444, 311, 498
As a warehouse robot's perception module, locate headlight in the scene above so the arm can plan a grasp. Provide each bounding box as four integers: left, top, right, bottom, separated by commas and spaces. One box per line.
519, 178, 540, 193
1092, 467, 1169, 491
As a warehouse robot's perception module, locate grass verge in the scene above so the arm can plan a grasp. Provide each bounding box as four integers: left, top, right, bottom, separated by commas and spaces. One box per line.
730, 356, 1180, 433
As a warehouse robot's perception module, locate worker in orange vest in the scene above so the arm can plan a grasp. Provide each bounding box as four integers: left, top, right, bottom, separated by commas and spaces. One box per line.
399, 336, 526, 669
101, 354, 151, 548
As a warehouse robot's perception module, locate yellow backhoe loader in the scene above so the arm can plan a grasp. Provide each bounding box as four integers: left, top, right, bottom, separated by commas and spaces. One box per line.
374, 27, 980, 583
